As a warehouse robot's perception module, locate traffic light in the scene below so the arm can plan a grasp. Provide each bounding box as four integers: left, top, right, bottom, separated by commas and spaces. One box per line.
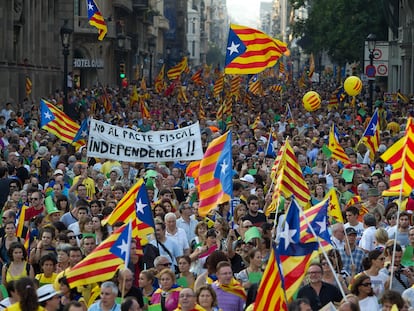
119, 63, 125, 79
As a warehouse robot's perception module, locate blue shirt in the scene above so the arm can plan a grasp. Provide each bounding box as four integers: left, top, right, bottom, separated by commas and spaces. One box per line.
88, 301, 120, 311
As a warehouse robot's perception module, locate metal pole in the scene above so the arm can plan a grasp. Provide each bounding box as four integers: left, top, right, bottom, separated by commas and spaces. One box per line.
63, 47, 69, 114
149, 52, 153, 87
368, 51, 374, 115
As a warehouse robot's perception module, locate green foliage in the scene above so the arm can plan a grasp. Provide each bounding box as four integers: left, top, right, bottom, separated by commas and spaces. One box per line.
291, 0, 388, 65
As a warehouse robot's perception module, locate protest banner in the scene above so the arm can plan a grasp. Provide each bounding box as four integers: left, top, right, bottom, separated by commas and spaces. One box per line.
87, 119, 203, 162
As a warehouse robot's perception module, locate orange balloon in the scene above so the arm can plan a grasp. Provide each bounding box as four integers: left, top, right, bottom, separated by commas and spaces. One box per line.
344, 76, 363, 96
302, 91, 321, 112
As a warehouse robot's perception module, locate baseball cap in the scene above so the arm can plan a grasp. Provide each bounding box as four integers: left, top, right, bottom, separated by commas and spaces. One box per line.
240, 174, 255, 184
345, 227, 357, 235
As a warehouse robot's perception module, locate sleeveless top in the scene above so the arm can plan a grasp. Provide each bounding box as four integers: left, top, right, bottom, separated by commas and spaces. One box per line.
5, 262, 30, 284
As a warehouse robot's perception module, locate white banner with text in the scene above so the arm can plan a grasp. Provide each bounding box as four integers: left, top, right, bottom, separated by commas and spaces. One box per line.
87, 119, 203, 162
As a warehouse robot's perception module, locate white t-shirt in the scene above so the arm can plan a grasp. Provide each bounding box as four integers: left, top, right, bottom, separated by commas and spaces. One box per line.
359, 226, 377, 252
359, 295, 380, 311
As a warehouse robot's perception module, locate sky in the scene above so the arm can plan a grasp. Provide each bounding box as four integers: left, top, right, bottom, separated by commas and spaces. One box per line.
226, 0, 269, 28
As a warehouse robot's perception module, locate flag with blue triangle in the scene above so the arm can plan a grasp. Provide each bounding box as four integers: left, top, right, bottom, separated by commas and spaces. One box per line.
213, 131, 233, 198
109, 221, 132, 267
306, 200, 332, 244
73, 118, 90, 143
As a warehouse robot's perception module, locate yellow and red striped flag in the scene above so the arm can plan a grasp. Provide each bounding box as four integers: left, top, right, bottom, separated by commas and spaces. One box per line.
250, 114, 261, 130
87, 0, 107, 41
308, 53, 315, 78
167, 57, 188, 80
270, 139, 311, 209
40, 99, 80, 144
140, 77, 147, 91
248, 75, 262, 95
191, 68, 203, 85
213, 74, 224, 98
397, 91, 410, 104
154, 64, 166, 93
279, 61, 285, 75
25, 77, 32, 97
103, 179, 154, 244
328, 125, 351, 165
129, 85, 139, 106
139, 97, 150, 119
198, 131, 233, 217
199, 101, 206, 120
381, 118, 414, 196
65, 224, 129, 287
224, 24, 288, 74
177, 86, 189, 103
361, 108, 380, 161
230, 76, 241, 99
254, 244, 287, 310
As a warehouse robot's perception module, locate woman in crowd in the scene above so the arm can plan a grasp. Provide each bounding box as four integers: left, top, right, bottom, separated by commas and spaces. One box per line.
311, 184, 326, 205
234, 248, 263, 290
190, 222, 208, 253
354, 249, 388, 297
59, 276, 87, 311
0, 222, 23, 266
190, 229, 218, 276
177, 256, 196, 289
1, 242, 34, 286
91, 215, 108, 244
350, 274, 380, 310
319, 251, 349, 294
139, 269, 156, 308
56, 243, 71, 273
233, 204, 247, 230
7, 277, 42, 311
150, 269, 181, 311
196, 285, 221, 311
56, 196, 70, 222
29, 226, 56, 273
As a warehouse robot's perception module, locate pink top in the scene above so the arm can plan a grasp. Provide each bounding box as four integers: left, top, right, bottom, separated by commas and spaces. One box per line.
151, 289, 180, 311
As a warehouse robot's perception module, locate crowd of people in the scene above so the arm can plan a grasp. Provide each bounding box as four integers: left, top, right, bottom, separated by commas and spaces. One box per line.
0, 73, 413, 311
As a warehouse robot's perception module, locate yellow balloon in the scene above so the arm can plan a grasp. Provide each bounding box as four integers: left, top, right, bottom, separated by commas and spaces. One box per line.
344, 76, 363, 96
302, 91, 321, 112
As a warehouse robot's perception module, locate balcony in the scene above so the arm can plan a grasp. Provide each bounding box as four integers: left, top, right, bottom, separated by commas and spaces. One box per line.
113, 0, 133, 13
154, 16, 170, 31
74, 16, 116, 39
132, 0, 149, 10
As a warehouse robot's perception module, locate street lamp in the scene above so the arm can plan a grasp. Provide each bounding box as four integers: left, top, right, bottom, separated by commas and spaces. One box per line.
117, 33, 126, 89
166, 46, 171, 71
367, 33, 376, 114
60, 20, 73, 116
149, 41, 155, 87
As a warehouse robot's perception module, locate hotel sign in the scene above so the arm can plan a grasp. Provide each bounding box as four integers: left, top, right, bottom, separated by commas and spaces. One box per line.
73, 58, 104, 68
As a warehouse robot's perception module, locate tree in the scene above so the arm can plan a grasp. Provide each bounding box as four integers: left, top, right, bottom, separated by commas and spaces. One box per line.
290, 0, 388, 66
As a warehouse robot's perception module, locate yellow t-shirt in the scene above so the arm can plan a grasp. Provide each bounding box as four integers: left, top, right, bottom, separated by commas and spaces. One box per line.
5, 303, 45, 311
72, 176, 96, 199
35, 272, 57, 286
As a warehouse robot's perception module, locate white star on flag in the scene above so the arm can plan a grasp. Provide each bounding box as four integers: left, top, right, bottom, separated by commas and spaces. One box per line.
136, 198, 147, 214
227, 41, 240, 55
81, 130, 88, 138
220, 159, 229, 174
44, 111, 52, 120
316, 217, 327, 233
88, 3, 94, 10
117, 238, 129, 258
280, 222, 296, 250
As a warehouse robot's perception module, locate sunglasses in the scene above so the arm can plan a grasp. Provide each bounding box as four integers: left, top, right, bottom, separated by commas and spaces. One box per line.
67, 236, 76, 239
30, 198, 39, 201
158, 263, 171, 267
360, 282, 372, 287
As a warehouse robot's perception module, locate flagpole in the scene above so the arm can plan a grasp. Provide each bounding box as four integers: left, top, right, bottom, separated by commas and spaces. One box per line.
389, 146, 408, 289
296, 204, 348, 301
265, 129, 272, 155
